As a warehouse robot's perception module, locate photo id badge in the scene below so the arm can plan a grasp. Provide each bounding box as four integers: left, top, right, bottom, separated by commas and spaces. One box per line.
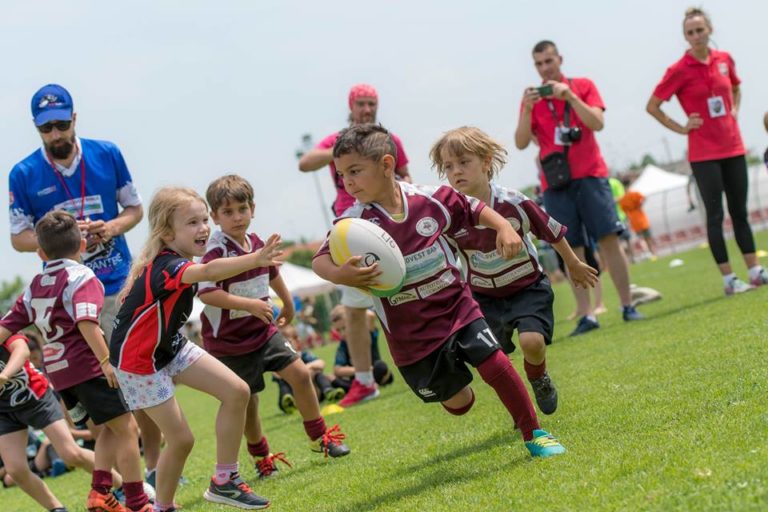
554, 126, 566, 146
707, 96, 726, 118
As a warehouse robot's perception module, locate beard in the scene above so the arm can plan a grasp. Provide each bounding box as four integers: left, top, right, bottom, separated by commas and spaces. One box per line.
46, 135, 75, 160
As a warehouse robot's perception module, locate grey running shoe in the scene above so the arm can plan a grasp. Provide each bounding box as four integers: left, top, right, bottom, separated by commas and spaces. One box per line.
530, 372, 558, 415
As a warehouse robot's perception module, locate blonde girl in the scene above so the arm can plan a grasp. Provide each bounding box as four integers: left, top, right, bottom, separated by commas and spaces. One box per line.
109, 187, 281, 511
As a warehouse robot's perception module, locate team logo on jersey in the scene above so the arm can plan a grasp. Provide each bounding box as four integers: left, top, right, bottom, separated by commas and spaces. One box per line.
367, 217, 381, 226
418, 387, 436, 398
506, 217, 521, 231
388, 289, 418, 306
718, 62, 728, 76
416, 217, 438, 237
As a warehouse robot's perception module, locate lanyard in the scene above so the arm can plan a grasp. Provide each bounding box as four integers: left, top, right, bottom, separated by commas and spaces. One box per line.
545, 78, 573, 127
48, 154, 87, 220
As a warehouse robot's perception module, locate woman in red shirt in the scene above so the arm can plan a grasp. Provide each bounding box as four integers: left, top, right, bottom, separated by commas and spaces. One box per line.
646, 7, 766, 295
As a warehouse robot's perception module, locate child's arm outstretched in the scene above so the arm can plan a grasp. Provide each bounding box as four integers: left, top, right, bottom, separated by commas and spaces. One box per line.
478, 207, 524, 259
551, 239, 599, 289
312, 254, 382, 289
183, 233, 283, 285
0, 329, 31, 387
77, 321, 119, 388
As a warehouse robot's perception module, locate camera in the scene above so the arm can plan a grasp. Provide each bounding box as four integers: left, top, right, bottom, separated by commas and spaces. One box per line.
559, 126, 582, 143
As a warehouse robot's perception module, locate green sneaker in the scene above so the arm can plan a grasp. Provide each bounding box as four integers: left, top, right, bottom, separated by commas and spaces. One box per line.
323, 387, 346, 404
525, 429, 566, 458
280, 392, 296, 414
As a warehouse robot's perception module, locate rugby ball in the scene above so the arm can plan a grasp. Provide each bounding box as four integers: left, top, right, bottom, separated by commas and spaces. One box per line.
329, 218, 406, 297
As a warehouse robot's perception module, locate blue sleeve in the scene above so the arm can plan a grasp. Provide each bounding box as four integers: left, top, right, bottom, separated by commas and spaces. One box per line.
334, 341, 351, 367
110, 144, 133, 189
301, 351, 318, 364
8, 167, 35, 234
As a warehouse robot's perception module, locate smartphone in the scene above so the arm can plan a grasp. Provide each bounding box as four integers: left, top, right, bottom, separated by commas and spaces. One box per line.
536, 84, 553, 97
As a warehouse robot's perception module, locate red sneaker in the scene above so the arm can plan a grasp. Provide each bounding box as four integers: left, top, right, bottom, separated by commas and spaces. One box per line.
338, 380, 379, 407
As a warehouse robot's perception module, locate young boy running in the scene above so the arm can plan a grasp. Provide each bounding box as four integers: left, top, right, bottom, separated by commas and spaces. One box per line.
430, 126, 598, 414
198, 175, 350, 478
0, 211, 151, 512
313, 124, 565, 457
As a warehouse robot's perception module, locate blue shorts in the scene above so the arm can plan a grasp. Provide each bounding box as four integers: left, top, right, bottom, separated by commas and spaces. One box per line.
543, 177, 624, 248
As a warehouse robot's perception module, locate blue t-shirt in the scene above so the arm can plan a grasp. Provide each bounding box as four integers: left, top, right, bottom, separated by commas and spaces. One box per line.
9, 138, 142, 295
334, 329, 382, 368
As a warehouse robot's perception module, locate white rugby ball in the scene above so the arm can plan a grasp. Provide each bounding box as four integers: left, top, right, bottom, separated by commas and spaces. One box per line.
329, 218, 406, 297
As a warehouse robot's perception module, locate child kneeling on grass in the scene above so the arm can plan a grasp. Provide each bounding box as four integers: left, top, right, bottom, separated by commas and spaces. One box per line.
109, 187, 280, 511
429, 126, 598, 415
197, 175, 350, 479
312, 124, 565, 458
1, 211, 150, 512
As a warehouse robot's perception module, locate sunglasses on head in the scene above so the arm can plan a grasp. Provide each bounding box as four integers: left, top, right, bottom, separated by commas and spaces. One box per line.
37, 121, 72, 133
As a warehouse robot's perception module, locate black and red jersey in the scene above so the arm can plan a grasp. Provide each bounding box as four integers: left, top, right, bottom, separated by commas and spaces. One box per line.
0, 334, 50, 412
109, 250, 195, 375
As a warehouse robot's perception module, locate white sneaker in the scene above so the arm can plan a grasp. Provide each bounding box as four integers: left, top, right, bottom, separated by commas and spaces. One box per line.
725, 277, 754, 296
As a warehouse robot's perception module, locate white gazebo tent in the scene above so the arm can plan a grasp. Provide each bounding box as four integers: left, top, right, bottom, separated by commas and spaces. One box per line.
629, 164, 689, 196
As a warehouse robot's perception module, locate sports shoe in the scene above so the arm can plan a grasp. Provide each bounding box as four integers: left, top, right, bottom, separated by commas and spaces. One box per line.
87, 489, 127, 512
338, 379, 379, 407
309, 424, 351, 458
279, 392, 296, 414
129, 504, 154, 512
622, 305, 645, 321
323, 387, 346, 403
255, 452, 292, 479
530, 372, 558, 415
725, 276, 754, 296
750, 268, 768, 287
203, 474, 269, 510
525, 429, 566, 458
569, 316, 599, 337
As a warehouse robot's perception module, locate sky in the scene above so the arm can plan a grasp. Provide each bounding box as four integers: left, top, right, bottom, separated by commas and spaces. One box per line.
1, 0, 767, 282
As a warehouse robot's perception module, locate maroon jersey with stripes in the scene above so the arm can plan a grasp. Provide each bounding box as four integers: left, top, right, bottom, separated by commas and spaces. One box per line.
0, 334, 50, 412
0, 259, 104, 391
198, 231, 279, 357
451, 184, 567, 298
315, 182, 486, 367
110, 250, 194, 375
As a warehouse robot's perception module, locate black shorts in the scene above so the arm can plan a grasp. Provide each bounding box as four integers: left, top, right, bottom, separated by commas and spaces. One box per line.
473, 276, 555, 353
543, 177, 625, 248
0, 388, 64, 436
59, 377, 130, 426
218, 333, 299, 394
398, 319, 501, 403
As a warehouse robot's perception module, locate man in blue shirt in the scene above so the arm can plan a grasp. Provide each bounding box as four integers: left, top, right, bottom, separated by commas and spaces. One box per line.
8, 84, 143, 339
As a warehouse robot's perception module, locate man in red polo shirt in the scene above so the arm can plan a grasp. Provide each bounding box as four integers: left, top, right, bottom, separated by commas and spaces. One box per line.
515, 40, 643, 336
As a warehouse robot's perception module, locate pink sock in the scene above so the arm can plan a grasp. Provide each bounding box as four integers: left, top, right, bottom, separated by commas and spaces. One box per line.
477, 350, 540, 441
247, 437, 270, 458
303, 417, 327, 441
213, 462, 239, 485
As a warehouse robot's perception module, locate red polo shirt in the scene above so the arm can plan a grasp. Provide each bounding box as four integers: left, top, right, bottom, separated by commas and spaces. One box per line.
526, 76, 609, 191
652, 50, 744, 163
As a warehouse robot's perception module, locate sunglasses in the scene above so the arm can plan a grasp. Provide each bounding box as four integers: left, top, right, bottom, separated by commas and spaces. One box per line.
37, 121, 72, 133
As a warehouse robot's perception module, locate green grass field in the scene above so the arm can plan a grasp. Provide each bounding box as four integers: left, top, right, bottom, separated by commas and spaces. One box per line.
4, 235, 768, 511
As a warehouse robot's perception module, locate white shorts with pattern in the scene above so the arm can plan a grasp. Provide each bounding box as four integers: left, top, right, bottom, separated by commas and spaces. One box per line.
339, 285, 373, 309
114, 341, 206, 410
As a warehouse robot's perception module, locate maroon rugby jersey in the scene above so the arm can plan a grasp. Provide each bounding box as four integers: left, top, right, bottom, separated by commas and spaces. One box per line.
451, 184, 566, 298
109, 250, 194, 375
198, 231, 279, 357
315, 182, 485, 367
0, 334, 50, 412
0, 259, 104, 390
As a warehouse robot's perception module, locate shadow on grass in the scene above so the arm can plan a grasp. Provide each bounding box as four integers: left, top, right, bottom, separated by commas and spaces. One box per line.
332, 435, 526, 512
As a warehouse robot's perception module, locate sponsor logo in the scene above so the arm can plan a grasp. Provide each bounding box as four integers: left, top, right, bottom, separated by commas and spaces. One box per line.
388, 289, 418, 306
718, 62, 728, 75
493, 261, 535, 287
37, 185, 57, 197
68, 402, 88, 423
38, 94, 61, 109
547, 217, 562, 237
417, 270, 455, 298
403, 242, 447, 285
416, 217, 439, 237
418, 387, 436, 398
470, 275, 494, 288
45, 360, 69, 373
506, 217, 521, 231
363, 252, 380, 267
75, 302, 98, 319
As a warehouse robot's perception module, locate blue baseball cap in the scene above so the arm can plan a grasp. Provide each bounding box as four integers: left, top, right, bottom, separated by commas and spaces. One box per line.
31, 84, 73, 126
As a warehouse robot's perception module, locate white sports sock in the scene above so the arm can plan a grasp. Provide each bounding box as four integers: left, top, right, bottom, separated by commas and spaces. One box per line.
748, 265, 764, 280
355, 371, 374, 386
723, 273, 737, 286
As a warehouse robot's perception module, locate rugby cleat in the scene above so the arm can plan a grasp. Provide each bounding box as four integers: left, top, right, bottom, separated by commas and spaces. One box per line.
530, 372, 558, 415
525, 429, 566, 458
254, 452, 292, 479
309, 424, 351, 458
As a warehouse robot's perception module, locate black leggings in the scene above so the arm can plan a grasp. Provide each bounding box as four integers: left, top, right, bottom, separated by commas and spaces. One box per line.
691, 155, 755, 264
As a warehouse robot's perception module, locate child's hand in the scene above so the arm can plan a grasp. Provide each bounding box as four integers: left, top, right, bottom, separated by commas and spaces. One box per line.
101, 363, 119, 389
567, 260, 599, 289
496, 225, 523, 259
253, 234, 284, 267
336, 255, 382, 288
0, 374, 9, 387
248, 299, 274, 324
275, 303, 295, 327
